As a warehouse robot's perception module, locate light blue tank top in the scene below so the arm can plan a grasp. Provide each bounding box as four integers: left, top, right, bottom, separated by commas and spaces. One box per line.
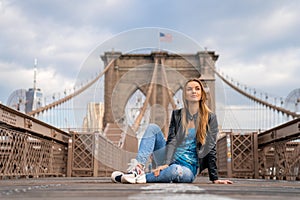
173, 128, 198, 175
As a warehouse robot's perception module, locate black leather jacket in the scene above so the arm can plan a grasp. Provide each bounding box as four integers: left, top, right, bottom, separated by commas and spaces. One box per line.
164, 109, 219, 181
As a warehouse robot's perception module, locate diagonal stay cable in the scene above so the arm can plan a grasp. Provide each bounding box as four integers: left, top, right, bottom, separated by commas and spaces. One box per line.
131, 59, 159, 133
160, 59, 177, 110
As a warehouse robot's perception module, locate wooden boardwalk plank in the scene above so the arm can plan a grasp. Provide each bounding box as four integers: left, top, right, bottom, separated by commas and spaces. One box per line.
0, 176, 299, 200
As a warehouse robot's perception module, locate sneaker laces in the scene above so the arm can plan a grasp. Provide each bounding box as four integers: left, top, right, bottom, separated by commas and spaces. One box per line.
127, 159, 144, 176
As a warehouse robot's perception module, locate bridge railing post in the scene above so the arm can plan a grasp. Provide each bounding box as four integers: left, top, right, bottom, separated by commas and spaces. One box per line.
93, 132, 99, 177
253, 132, 259, 179
216, 131, 232, 178
226, 132, 232, 178
67, 133, 74, 177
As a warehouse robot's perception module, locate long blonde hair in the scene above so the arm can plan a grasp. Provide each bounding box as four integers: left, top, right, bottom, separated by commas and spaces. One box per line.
181, 78, 210, 144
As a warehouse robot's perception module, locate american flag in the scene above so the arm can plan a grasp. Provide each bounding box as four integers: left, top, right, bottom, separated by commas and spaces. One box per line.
159, 32, 172, 42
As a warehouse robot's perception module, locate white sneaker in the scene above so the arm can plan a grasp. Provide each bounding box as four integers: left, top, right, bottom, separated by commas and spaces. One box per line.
111, 171, 124, 183
121, 173, 137, 184
136, 174, 146, 184
121, 159, 146, 184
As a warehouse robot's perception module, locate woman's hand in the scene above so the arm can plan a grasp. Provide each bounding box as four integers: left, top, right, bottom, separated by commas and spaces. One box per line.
213, 179, 233, 184
152, 164, 169, 176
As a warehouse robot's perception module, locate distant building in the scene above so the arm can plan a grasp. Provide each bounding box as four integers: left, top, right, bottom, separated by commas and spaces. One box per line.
25, 88, 44, 113
82, 102, 105, 132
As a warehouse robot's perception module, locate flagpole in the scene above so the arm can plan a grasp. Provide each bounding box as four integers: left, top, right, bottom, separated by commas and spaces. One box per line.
158, 30, 161, 51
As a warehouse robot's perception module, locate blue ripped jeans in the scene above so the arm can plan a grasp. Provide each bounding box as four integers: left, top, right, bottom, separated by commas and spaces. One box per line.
136, 124, 196, 183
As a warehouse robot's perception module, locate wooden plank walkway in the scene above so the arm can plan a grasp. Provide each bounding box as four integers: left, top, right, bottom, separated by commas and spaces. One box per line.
0, 176, 299, 200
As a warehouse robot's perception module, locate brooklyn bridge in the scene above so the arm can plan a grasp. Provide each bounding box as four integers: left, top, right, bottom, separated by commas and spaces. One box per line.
0, 50, 299, 199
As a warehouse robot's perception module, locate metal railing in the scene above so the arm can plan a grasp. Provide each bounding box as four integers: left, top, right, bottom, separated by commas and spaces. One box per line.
69, 131, 136, 177
0, 104, 70, 179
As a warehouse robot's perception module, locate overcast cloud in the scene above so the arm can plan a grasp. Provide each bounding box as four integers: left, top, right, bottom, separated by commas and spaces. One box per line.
0, 0, 299, 106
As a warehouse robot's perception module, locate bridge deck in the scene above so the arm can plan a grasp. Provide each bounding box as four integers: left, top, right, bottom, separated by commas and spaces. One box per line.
0, 176, 299, 200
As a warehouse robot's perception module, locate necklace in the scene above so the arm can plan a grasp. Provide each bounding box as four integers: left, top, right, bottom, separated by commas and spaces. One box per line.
188, 114, 194, 121
187, 111, 198, 121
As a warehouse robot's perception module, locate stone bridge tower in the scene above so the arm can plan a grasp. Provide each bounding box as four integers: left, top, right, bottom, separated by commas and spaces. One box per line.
101, 50, 218, 142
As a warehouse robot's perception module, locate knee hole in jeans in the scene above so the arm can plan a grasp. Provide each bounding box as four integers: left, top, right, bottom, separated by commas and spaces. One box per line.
173, 165, 183, 177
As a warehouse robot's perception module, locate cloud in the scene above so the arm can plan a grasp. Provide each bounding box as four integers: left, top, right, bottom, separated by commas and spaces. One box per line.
219, 46, 300, 97
198, 1, 300, 56
15, 0, 137, 29
257, 6, 299, 39
0, 60, 74, 103
37, 66, 75, 97
0, 0, 300, 108
0, 1, 115, 103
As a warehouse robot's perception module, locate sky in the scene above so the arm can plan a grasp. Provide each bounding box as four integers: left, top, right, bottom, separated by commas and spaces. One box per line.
0, 0, 300, 107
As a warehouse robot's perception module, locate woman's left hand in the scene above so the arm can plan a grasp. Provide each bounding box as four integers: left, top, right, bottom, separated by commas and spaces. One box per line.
152, 165, 169, 177
213, 179, 233, 184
